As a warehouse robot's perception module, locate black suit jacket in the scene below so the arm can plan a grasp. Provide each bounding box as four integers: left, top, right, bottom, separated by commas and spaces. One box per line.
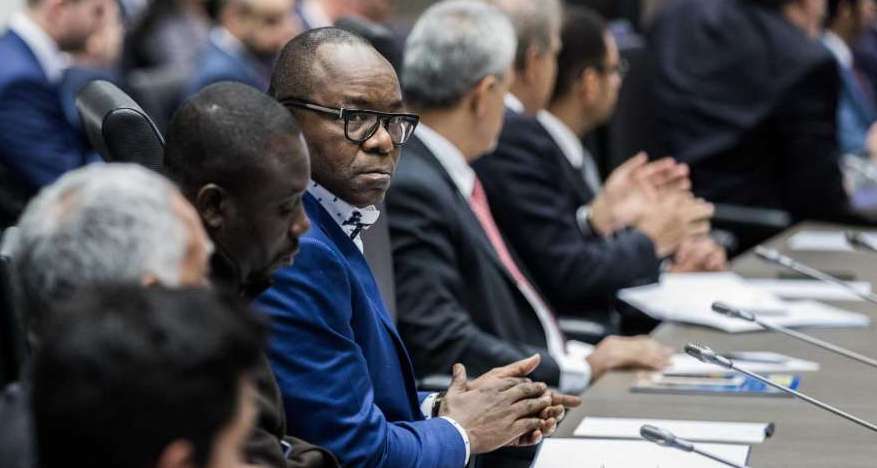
472, 112, 660, 326
386, 135, 561, 385
650, 0, 855, 224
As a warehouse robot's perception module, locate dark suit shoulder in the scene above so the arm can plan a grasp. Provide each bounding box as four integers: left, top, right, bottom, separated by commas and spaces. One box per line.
0, 32, 50, 89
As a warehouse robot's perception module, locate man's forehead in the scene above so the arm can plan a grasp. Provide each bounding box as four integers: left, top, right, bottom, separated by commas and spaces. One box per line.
313, 43, 402, 108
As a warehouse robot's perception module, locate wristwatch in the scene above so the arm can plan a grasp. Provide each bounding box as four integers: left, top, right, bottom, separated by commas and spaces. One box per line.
431, 391, 447, 418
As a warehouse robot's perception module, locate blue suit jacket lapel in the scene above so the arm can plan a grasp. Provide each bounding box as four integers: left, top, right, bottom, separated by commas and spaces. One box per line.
304, 193, 423, 414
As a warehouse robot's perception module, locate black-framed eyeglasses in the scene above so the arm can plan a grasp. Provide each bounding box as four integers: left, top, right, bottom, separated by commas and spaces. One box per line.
279, 97, 420, 147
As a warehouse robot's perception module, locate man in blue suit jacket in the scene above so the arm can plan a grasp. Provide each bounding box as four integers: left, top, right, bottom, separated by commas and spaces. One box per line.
823, 0, 877, 156
0, 0, 106, 225
257, 24, 578, 468
183, 0, 298, 97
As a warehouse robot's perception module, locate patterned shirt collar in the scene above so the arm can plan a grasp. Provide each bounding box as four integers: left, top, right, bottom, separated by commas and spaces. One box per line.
307, 180, 380, 252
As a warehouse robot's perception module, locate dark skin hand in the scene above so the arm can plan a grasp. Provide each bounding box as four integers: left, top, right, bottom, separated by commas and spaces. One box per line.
443, 355, 582, 449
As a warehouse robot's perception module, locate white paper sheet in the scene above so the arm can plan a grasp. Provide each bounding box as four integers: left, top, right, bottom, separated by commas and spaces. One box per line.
746, 279, 872, 301
573, 417, 771, 444
787, 230, 877, 251
531, 439, 750, 468
617, 273, 870, 332
663, 352, 820, 376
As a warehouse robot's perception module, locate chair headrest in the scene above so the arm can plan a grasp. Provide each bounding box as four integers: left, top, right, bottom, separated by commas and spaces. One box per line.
76, 80, 165, 172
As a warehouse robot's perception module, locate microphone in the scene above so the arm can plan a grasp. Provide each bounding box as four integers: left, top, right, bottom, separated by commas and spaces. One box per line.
685, 344, 877, 434
753, 246, 877, 305
712, 302, 877, 370
640, 425, 750, 468
846, 231, 877, 254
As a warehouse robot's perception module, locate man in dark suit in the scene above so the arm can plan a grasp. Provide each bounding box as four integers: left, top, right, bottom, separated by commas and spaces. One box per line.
473, 5, 723, 336
259, 24, 577, 467
650, 0, 863, 238
0, 0, 106, 226
163, 83, 338, 468
183, 0, 298, 97
390, 0, 673, 398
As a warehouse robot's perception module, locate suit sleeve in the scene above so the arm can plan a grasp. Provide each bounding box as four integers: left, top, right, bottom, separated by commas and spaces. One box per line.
255, 237, 466, 468
387, 177, 562, 385
474, 135, 660, 314
776, 57, 858, 222
0, 78, 95, 189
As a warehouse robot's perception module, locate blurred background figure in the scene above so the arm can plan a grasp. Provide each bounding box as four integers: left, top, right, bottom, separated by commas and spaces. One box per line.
32, 286, 265, 468
296, 0, 395, 29
647, 0, 866, 251
822, 0, 877, 157
182, 0, 299, 98
0, 0, 109, 228
123, 0, 209, 72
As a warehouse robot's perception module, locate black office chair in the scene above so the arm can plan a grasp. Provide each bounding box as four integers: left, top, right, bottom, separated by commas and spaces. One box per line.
76, 80, 165, 172
0, 227, 25, 387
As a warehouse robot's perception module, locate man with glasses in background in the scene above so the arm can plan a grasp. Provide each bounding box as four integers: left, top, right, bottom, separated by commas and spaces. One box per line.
256, 24, 578, 468
473, 5, 723, 340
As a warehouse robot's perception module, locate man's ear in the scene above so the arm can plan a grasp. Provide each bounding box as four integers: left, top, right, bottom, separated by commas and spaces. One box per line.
520, 45, 542, 85
577, 68, 600, 105
470, 74, 499, 118
195, 184, 228, 230
155, 440, 197, 468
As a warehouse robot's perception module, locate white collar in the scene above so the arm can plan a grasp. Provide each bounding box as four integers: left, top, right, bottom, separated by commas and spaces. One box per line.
299, 0, 334, 28
415, 124, 475, 198
308, 180, 379, 253
210, 26, 247, 58
822, 31, 853, 69
9, 12, 70, 83
504, 93, 525, 114
537, 110, 584, 169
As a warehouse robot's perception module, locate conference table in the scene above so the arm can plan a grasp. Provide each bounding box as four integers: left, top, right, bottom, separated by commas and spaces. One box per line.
556, 222, 877, 467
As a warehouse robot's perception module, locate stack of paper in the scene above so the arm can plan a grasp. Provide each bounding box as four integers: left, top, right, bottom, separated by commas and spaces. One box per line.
573, 417, 772, 444
786, 230, 877, 252
663, 352, 819, 376
618, 273, 870, 333
531, 438, 751, 468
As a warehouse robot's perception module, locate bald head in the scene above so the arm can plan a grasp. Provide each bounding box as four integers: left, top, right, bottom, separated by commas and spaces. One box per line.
270, 27, 381, 101
163, 82, 311, 289
164, 82, 305, 198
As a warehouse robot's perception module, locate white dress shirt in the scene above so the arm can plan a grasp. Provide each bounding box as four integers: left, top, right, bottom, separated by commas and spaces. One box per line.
536, 109, 603, 194
8, 12, 70, 83
308, 179, 470, 464
416, 124, 594, 393
822, 30, 853, 70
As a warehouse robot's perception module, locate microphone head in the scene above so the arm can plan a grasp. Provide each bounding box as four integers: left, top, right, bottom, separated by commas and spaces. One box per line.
640, 424, 675, 446
640, 425, 695, 452
712, 302, 756, 322
684, 343, 733, 368
754, 246, 780, 262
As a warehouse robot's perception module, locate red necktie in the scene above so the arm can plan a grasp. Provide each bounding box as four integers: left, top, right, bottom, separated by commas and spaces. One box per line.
468, 177, 566, 348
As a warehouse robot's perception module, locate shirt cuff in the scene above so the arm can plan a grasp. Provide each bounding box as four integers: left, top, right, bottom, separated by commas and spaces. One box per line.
420, 392, 439, 419
557, 340, 594, 394
440, 416, 471, 465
